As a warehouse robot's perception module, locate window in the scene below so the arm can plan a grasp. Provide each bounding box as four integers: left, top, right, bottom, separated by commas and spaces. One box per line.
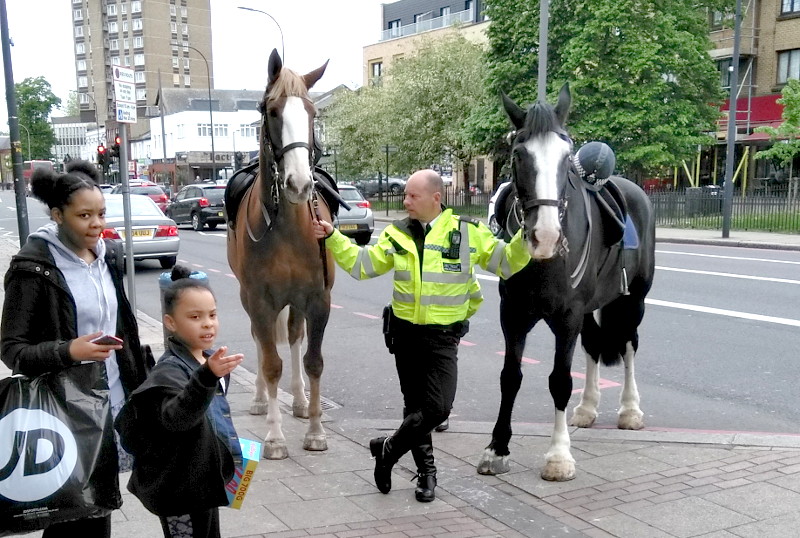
133, 18, 143, 31
134, 36, 143, 48
440, 6, 451, 17
170, 5, 176, 16
214, 124, 228, 137
465, 0, 472, 11
77, 59, 86, 71
73, 9, 82, 20
121, 3, 126, 15
181, 7, 187, 18
371, 61, 382, 78
782, 0, 800, 14
134, 53, 145, 65
173, 74, 180, 86
198, 123, 212, 136
778, 49, 800, 84
172, 56, 179, 68
136, 88, 147, 101
182, 24, 188, 35
184, 74, 191, 86
110, 39, 119, 51
239, 125, 256, 138
108, 21, 118, 33
131, 1, 141, 13
388, 19, 400, 37
74, 26, 84, 37
76, 42, 85, 54
78, 76, 88, 88
124, 55, 131, 66
177, 124, 185, 138
170, 21, 177, 33
107, 4, 116, 16
123, 38, 129, 49
112, 56, 121, 66
134, 71, 145, 83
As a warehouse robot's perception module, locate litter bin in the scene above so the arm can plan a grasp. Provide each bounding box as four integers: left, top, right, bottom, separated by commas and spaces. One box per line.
702, 185, 722, 215
685, 187, 702, 216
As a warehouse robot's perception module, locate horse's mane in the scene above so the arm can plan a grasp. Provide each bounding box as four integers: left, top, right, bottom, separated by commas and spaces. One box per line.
523, 102, 560, 138
267, 67, 310, 102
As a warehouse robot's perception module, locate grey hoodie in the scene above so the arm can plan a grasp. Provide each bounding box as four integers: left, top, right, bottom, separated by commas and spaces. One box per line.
29, 223, 124, 407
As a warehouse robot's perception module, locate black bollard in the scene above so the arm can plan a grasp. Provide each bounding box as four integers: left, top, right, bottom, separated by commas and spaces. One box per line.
158, 269, 208, 347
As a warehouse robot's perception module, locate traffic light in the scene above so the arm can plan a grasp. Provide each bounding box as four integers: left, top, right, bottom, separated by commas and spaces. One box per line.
97, 144, 107, 166
111, 136, 121, 159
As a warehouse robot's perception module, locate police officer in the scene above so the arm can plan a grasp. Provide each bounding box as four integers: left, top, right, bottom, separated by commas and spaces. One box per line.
313, 169, 531, 502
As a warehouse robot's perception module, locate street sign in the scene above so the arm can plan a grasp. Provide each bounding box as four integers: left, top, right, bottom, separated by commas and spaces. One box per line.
113, 66, 137, 124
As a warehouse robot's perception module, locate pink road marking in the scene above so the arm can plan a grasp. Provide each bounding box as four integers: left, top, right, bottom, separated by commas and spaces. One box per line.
495, 351, 540, 365
493, 351, 619, 393
353, 312, 380, 320
330, 304, 343, 309
460, 340, 477, 346
206, 268, 221, 273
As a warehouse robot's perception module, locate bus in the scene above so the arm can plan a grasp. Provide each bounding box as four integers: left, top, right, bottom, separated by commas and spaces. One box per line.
22, 160, 54, 191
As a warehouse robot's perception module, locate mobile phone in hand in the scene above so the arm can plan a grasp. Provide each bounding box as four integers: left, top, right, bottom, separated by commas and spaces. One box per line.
91, 334, 124, 346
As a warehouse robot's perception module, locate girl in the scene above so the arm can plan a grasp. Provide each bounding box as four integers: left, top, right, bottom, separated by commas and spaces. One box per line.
1, 160, 150, 537
121, 265, 243, 538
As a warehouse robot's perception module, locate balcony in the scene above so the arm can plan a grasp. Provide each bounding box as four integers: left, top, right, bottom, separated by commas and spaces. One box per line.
380, 7, 474, 42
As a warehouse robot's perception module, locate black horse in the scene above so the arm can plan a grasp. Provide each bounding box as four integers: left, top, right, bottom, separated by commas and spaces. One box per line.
477, 84, 656, 481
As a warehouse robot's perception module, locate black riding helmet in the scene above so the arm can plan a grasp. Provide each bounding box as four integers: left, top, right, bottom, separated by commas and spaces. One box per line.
573, 142, 616, 182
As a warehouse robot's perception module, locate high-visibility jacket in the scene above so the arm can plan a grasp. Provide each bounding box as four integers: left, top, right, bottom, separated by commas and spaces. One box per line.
324, 208, 531, 326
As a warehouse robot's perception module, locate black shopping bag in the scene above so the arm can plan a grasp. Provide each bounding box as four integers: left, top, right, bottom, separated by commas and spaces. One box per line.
0, 363, 121, 535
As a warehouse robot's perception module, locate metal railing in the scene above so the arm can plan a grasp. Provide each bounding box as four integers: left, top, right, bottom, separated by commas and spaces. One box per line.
380, 8, 474, 41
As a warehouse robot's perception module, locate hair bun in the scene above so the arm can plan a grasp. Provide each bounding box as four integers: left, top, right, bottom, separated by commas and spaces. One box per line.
171, 264, 192, 281
29, 168, 59, 206
66, 160, 101, 183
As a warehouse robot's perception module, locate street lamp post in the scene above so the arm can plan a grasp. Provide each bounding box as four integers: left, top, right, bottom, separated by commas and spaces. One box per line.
17, 124, 31, 160
183, 44, 215, 181
71, 90, 102, 162
237, 7, 285, 60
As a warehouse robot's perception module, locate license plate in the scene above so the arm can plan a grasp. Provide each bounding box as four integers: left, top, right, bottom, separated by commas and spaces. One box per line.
119, 228, 153, 240
339, 224, 358, 231
218, 212, 224, 217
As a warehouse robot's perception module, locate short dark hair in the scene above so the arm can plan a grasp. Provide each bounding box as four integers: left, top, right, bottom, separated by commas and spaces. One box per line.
163, 264, 215, 315
30, 160, 100, 211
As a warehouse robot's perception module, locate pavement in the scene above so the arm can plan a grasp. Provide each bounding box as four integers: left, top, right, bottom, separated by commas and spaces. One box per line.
2, 224, 800, 537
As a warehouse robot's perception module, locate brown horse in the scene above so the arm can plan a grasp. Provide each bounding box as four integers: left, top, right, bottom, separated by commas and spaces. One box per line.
226, 49, 333, 459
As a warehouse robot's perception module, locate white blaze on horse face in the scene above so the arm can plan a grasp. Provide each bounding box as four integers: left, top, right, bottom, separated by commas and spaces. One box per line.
280, 96, 313, 203
523, 132, 571, 259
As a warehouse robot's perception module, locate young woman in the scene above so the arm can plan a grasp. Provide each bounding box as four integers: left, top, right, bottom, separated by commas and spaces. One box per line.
1, 160, 150, 537
121, 265, 243, 538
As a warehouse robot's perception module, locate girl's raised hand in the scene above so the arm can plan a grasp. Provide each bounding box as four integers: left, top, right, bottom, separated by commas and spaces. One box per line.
69, 331, 123, 362
206, 346, 243, 378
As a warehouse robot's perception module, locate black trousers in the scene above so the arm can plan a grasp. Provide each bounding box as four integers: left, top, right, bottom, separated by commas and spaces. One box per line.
389, 322, 461, 461
42, 515, 111, 538
160, 507, 220, 538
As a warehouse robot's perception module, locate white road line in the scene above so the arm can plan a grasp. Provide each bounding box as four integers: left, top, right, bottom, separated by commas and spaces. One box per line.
657, 249, 800, 265
655, 265, 800, 285
646, 299, 800, 328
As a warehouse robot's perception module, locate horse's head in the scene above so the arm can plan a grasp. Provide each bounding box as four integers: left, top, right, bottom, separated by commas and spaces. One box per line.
260, 49, 328, 205
502, 83, 573, 260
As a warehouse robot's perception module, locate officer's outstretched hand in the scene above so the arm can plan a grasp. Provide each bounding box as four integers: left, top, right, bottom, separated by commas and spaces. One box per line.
313, 219, 334, 239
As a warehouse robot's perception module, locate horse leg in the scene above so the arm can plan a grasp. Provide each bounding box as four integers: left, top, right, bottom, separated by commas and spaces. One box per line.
251, 313, 289, 460
287, 307, 309, 418
477, 304, 534, 476
249, 341, 269, 415
300, 296, 330, 452
570, 312, 602, 428
618, 341, 644, 430
541, 318, 580, 482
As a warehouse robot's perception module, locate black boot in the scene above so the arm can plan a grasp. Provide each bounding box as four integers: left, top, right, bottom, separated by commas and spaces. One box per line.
411, 435, 437, 502
369, 436, 394, 494
435, 418, 449, 432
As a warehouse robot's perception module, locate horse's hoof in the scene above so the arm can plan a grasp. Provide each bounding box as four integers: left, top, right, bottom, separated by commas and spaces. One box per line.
292, 403, 309, 419
618, 410, 644, 430
476, 448, 510, 475
303, 434, 328, 451
263, 441, 289, 460
541, 458, 576, 482
249, 402, 268, 415
570, 408, 597, 428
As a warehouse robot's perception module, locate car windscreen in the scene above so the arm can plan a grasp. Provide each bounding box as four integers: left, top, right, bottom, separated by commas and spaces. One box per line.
132, 186, 164, 195
338, 189, 364, 202
202, 188, 226, 202
104, 195, 163, 218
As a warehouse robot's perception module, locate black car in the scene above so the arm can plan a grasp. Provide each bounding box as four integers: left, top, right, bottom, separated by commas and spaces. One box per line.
166, 184, 227, 231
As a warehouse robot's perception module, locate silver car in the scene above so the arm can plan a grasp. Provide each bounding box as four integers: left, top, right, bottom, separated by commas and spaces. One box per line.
102, 193, 180, 268
333, 185, 374, 245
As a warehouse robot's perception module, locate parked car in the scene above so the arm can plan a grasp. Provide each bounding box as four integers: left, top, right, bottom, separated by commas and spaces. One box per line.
333, 185, 374, 245
166, 184, 227, 231
355, 176, 407, 196
98, 184, 114, 194
101, 193, 180, 269
111, 182, 169, 213
488, 181, 511, 236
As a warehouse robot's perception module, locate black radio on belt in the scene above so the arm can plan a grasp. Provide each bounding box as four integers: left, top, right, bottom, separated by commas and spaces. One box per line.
445, 230, 461, 259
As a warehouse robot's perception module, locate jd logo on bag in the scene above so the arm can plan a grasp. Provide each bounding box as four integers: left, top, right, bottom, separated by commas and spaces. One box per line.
0, 364, 121, 535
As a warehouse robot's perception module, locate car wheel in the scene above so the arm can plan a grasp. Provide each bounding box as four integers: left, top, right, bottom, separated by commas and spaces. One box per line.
206, 222, 218, 231
191, 213, 204, 231
489, 215, 501, 236
390, 184, 402, 194
355, 232, 372, 246
159, 256, 177, 269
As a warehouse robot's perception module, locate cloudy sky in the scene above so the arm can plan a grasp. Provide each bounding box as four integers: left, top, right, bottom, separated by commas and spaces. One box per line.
0, 0, 385, 127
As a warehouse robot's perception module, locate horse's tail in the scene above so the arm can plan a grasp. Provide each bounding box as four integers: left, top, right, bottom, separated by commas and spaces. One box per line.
273, 305, 290, 346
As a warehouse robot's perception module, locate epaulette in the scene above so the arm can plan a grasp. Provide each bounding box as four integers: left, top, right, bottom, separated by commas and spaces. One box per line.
458, 215, 481, 226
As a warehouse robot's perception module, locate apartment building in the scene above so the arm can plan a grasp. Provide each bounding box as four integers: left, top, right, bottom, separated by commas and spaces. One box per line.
71, 0, 213, 143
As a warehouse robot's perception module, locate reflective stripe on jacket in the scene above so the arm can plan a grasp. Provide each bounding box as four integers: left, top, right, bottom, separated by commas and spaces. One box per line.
324, 208, 531, 325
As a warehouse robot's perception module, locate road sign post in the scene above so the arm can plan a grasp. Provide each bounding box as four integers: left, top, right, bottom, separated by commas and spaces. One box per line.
113, 66, 137, 308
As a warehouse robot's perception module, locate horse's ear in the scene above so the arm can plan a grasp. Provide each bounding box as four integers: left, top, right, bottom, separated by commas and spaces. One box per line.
268, 49, 283, 85
500, 91, 526, 130
554, 83, 571, 125
303, 60, 329, 89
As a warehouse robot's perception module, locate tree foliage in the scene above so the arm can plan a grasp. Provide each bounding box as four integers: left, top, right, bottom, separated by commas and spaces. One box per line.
15, 77, 60, 160
325, 32, 488, 179
754, 78, 800, 166
480, 0, 731, 179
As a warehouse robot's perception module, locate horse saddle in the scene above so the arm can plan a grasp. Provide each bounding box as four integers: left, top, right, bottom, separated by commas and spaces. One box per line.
224, 161, 339, 230
587, 179, 639, 250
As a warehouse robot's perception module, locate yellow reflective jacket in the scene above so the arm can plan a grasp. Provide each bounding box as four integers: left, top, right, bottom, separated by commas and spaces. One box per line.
324, 208, 531, 326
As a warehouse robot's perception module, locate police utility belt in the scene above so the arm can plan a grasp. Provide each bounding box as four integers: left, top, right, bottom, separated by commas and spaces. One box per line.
382, 305, 469, 353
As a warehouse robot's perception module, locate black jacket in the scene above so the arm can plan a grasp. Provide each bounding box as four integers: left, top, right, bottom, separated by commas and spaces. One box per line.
121, 338, 237, 516
1, 237, 149, 394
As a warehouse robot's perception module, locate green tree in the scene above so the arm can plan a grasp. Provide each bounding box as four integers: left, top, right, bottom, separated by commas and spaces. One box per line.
62, 91, 80, 117
754, 78, 800, 167
479, 0, 731, 180
15, 76, 61, 160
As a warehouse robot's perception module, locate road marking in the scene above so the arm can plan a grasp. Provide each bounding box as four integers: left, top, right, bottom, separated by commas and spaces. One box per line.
353, 312, 379, 320
647, 298, 800, 327
460, 340, 476, 346
657, 249, 800, 265
495, 350, 539, 364
656, 265, 800, 285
